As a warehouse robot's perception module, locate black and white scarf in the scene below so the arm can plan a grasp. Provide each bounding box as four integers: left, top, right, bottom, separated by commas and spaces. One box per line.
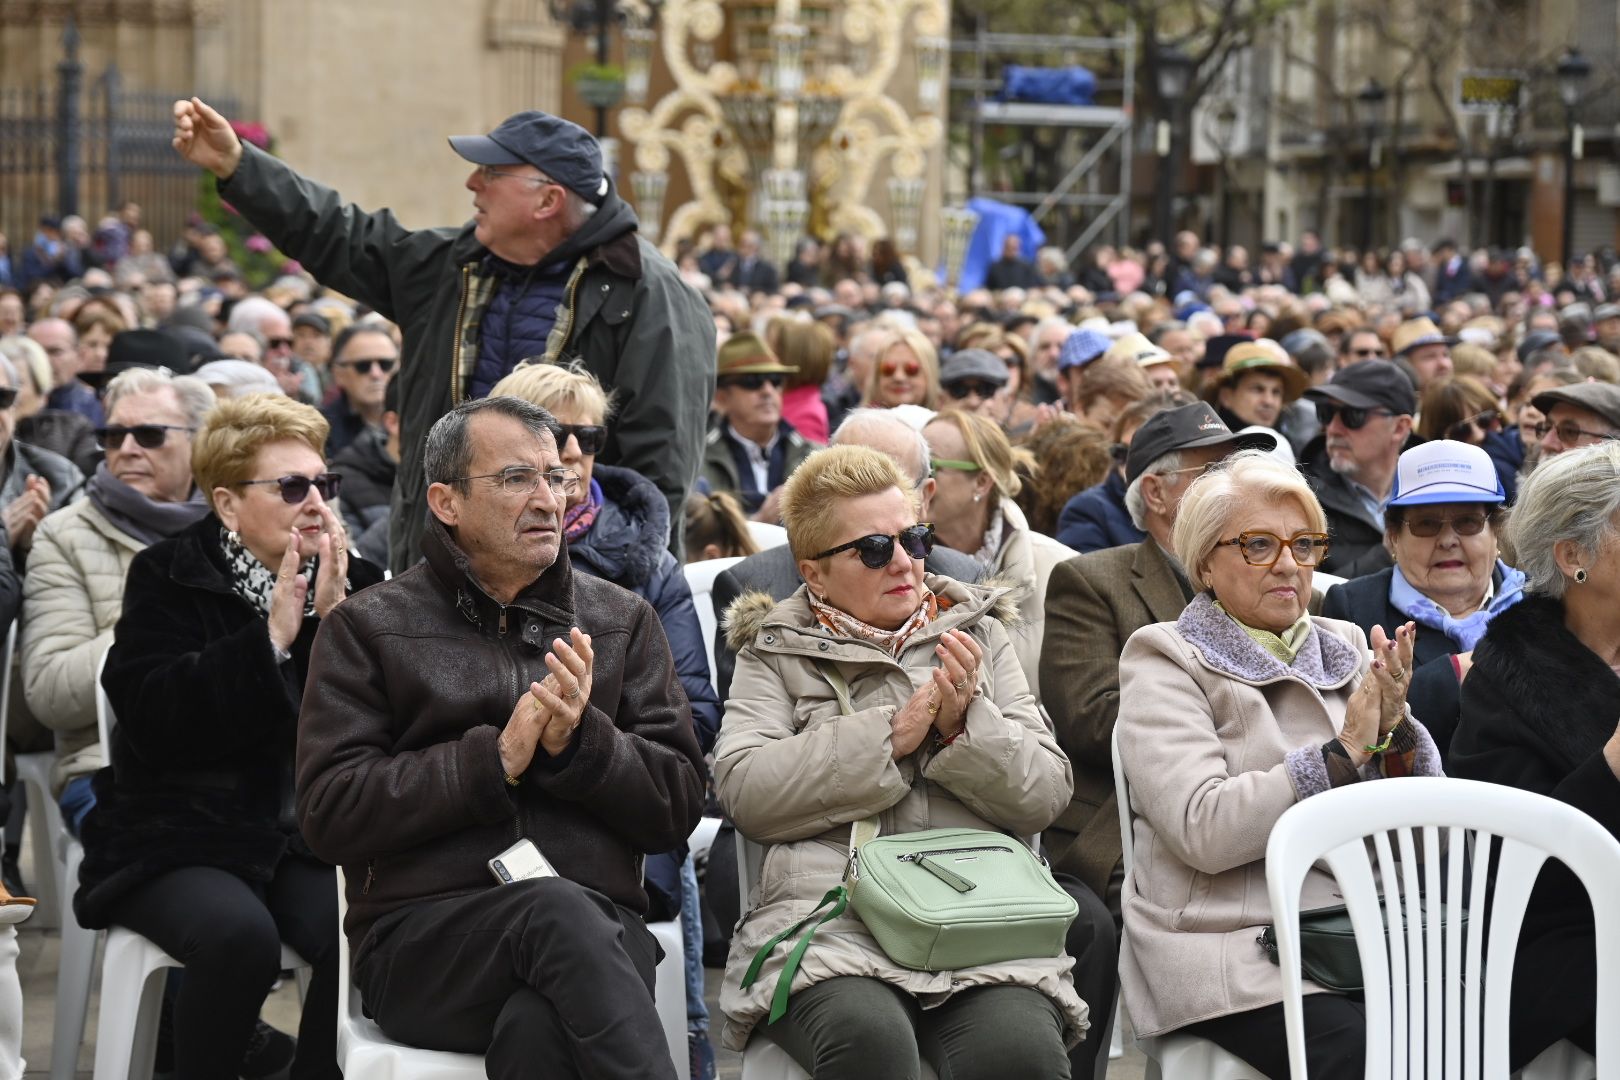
221, 525, 316, 619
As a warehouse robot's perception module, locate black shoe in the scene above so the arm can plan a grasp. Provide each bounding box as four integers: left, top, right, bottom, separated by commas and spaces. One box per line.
240, 1020, 296, 1079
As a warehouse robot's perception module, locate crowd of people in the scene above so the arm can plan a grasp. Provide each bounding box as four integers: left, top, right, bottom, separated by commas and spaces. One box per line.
0, 95, 1614, 1080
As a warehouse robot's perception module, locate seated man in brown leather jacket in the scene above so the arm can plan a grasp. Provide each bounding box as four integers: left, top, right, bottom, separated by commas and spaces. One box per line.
296, 395, 706, 1080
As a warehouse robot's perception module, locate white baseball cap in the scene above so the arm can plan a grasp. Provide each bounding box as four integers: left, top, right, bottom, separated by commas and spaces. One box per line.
1387, 439, 1505, 507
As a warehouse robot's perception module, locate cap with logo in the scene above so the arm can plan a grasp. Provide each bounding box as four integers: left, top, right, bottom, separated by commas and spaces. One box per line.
939, 348, 1008, 388
1104, 332, 1175, 370
1058, 328, 1112, 371
1529, 381, 1620, 432
716, 332, 796, 377
1207, 341, 1308, 400
1391, 316, 1456, 357
449, 111, 610, 205
1387, 439, 1505, 507
1124, 401, 1278, 486
1305, 360, 1417, 416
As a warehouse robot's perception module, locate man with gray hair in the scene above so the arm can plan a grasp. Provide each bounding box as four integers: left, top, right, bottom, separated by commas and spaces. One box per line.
0, 351, 82, 558
172, 97, 715, 572
298, 395, 704, 1078
1042, 403, 1274, 921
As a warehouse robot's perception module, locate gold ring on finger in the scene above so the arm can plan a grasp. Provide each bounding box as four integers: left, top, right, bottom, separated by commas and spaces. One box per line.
954, 678, 968, 690
1389, 668, 1405, 680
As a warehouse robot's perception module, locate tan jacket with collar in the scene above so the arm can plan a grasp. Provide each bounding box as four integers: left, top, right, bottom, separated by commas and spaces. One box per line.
715, 574, 1086, 1051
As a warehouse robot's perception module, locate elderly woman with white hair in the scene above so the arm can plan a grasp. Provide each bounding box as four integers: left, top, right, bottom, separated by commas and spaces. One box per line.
1115, 450, 1441, 1079
1451, 441, 1620, 1070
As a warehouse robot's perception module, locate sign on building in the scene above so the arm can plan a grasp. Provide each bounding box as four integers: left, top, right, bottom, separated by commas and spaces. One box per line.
1458, 71, 1526, 115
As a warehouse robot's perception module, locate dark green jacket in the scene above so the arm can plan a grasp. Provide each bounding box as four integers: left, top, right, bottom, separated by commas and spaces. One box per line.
218, 144, 715, 572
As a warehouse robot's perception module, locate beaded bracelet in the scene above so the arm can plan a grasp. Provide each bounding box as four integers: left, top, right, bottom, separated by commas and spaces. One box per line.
1362, 719, 1401, 755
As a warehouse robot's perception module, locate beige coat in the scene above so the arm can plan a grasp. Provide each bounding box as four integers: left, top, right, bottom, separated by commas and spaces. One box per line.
21, 499, 145, 793
990, 498, 1076, 702
716, 575, 1086, 1052
1115, 593, 1441, 1037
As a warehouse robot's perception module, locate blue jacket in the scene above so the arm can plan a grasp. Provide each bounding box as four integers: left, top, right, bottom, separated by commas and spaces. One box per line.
568, 463, 721, 752
1055, 469, 1145, 553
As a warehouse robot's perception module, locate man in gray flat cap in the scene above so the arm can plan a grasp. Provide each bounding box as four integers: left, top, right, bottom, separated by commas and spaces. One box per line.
171, 98, 715, 571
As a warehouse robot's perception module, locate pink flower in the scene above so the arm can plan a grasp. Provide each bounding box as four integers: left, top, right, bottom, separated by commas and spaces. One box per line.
231, 121, 272, 150
245, 234, 272, 254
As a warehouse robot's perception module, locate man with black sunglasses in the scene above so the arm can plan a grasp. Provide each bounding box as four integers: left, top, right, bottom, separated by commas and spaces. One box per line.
701, 333, 813, 519
1300, 362, 1420, 577
321, 325, 398, 455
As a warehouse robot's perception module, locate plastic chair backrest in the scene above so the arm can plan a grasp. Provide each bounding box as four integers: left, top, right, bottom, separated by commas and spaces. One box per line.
335, 866, 358, 1023
746, 521, 788, 551
95, 647, 114, 750
1111, 722, 1133, 876
682, 555, 745, 689
1266, 777, 1620, 1079
0, 621, 15, 783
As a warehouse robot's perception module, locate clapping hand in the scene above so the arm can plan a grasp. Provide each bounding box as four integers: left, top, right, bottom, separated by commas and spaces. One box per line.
928, 630, 984, 742
266, 531, 309, 654
1368, 622, 1417, 732
311, 503, 349, 619
3, 474, 51, 553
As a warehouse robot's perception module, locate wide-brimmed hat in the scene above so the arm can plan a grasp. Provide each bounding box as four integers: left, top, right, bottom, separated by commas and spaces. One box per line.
1124, 401, 1278, 486
716, 332, 796, 377
1391, 316, 1456, 357
1207, 341, 1308, 400
1388, 440, 1505, 506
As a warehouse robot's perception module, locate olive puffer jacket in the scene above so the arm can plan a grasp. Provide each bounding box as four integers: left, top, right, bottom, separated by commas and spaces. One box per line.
714, 575, 1086, 1052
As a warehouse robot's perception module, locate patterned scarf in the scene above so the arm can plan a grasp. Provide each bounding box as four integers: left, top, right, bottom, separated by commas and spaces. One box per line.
563, 477, 604, 543
1213, 598, 1313, 664
807, 586, 942, 657
1388, 560, 1526, 652
221, 525, 315, 619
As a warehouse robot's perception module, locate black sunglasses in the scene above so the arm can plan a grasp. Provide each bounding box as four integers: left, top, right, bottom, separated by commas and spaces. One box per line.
719, 372, 785, 391
1445, 409, 1499, 441
238, 472, 343, 504
336, 358, 396, 376
944, 380, 999, 400
94, 424, 195, 451
267, 337, 294, 350
1315, 402, 1396, 430
812, 523, 935, 569
553, 423, 607, 455
0, 388, 18, 410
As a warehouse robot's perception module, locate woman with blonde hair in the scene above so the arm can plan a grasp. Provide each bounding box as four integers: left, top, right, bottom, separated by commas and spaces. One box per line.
862, 325, 941, 410
922, 408, 1076, 697
1117, 450, 1438, 1079
718, 444, 1090, 1078
76, 393, 382, 1080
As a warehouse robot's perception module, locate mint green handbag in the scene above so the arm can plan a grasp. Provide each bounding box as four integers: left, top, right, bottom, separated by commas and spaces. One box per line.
740, 662, 1077, 1023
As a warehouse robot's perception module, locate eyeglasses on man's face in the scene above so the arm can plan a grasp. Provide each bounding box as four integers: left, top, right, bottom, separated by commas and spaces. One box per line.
1533, 419, 1619, 446
944, 379, 999, 401
476, 165, 558, 188
451, 465, 580, 497
95, 424, 195, 451
1217, 530, 1331, 569
813, 523, 936, 569
334, 358, 396, 376
1316, 402, 1396, 430
717, 373, 784, 392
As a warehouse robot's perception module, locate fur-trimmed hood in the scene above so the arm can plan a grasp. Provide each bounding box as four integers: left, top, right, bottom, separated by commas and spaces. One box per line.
723, 573, 1023, 655
566, 462, 670, 591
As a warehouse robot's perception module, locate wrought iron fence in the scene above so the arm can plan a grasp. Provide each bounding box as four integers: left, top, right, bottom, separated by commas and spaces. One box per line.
1, 23, 235, 286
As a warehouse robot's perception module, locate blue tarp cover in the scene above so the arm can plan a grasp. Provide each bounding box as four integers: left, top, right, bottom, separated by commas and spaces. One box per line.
946, 198, 1046, 293
997, 65, 1097, 106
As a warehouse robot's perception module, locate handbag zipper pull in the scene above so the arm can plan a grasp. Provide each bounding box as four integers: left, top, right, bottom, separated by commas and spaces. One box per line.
915, 854, 977, 893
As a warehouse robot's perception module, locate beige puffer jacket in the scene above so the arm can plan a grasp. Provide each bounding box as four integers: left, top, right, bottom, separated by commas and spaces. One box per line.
715, 574, 1086, 1052
21, 499, 145, 793
990, 498, 1077, 700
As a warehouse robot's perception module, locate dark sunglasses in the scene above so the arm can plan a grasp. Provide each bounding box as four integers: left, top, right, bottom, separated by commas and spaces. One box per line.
0, 388, 17, 410
1315, 402, 1396, 430
336, 358, 396, 375
1445, 409, 1499, 441
1400, 512, 1490, 538
812, 523, 935, 569
238, 472, 343, 504
1108, 442, 1129, 465
719, 372, 785, 391
1349, 346, 1388, 359
94, 424, 195, 451
944, 380, 999, 400
267, 337, 294, 350
553, 423, 607, 455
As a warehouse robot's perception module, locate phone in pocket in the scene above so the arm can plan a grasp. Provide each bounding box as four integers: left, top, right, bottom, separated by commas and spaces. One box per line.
488, 839, 557, 885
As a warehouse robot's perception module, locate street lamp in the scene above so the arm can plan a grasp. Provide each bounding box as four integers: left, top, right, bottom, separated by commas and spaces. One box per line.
1152, 44, 1194, 247
1209, 99, 1237, 249
1556, 47, 1591, 268
549, 0, 663, 138
1355, 78, 1387, 255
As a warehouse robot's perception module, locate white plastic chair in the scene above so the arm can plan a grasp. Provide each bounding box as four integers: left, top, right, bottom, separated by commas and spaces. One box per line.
745, 521, 788, 551
1113, 726, 1263, 1080
92, 929, 310, 1080
335, 868, 690, 1079
1266, 776, 1620, 1079
681, 555, 745, 689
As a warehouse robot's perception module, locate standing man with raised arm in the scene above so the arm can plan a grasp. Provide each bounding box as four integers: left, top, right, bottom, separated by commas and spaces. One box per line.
171, 98, 715, 571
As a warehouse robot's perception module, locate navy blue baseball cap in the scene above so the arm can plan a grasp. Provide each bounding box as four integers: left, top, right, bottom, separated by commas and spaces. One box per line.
449, 111, 609, 205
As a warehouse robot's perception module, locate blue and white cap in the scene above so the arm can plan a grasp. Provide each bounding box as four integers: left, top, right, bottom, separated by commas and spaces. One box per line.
1387, 439, 1505, 507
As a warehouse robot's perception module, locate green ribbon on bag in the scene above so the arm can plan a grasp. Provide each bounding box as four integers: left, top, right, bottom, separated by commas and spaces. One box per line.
740, 885, 851, 1024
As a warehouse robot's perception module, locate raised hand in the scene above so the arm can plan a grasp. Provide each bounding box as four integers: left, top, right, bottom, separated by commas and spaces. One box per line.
311, 502, 349, 619
266, 530, 309, 654
498, 682, 549, 780
2, 475, 51, 552
1368, 622, 1417, 733
929, 629, 985, 742
172, 97, 244, 179
531, 628, 594, 757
